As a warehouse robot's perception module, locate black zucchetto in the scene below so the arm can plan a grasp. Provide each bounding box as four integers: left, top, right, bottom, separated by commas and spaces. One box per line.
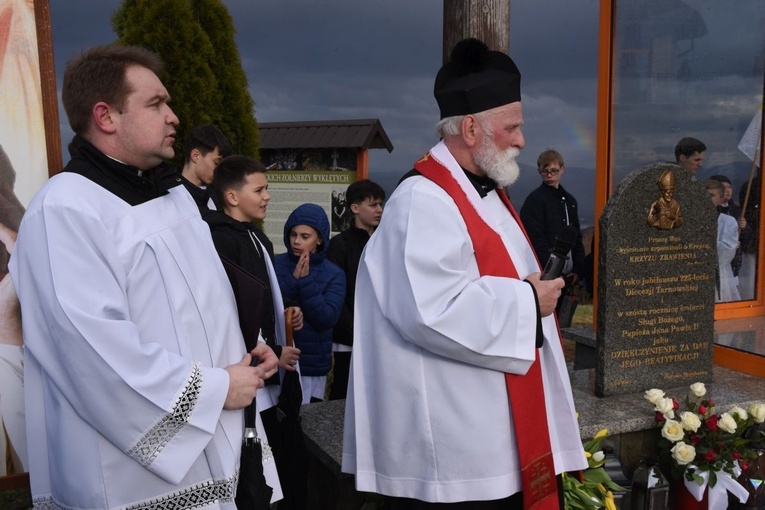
434, 38, 521, 119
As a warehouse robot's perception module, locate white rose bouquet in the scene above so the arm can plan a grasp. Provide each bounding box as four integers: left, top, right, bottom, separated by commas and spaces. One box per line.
644, 383, 765, 492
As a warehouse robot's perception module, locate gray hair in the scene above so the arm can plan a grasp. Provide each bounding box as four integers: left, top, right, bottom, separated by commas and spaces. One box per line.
435, 116, 463, 137
435, 111, 495, 138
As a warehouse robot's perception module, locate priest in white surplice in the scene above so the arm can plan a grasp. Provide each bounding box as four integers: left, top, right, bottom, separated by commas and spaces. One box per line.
9, 46, 279, 509
342, 39, 587, 509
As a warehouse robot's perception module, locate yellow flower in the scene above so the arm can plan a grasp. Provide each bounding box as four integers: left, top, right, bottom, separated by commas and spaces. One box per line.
585, 451, 592, 458
605, 491, 617, 510
594, 429, 608, 439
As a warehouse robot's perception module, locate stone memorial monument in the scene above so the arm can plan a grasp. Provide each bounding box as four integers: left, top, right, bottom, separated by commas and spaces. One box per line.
596, 163, 717, 396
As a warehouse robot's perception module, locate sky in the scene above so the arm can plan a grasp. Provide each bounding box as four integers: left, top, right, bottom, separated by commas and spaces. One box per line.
47, 1, 765, 227
48, 0, 602, 221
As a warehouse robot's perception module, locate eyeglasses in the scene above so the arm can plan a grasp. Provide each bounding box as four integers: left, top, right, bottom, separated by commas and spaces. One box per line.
538, 168, 561, 176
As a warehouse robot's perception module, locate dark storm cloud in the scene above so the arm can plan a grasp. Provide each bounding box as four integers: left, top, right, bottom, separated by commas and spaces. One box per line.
230, 0, 447, 186
50, 3, 118, 76
45, 0, 765, 229
50, 1, 447, 175
48, 0, 602, 221
233, 0, 601, 190
227, 0, 441, 77
509, 0, 600, 81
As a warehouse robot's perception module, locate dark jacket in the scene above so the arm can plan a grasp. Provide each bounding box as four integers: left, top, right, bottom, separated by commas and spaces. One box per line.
520, 183, 586, 278
274, 204, 345, 376
64, 135, 159, 205
154, 168, 212, 212
202, 209, 277, 348
325, 224, 371, 346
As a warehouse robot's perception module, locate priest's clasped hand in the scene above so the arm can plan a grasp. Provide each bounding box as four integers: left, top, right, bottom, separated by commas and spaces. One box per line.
525, 272, 565, 317
223, 344, 279, 409
250, 342, 279, 378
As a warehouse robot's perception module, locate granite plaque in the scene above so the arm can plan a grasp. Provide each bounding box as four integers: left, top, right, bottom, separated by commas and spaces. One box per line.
596, 163, 716, 396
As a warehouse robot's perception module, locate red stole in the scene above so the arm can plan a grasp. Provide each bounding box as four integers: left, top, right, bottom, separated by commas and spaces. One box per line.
414, 153, 559, 510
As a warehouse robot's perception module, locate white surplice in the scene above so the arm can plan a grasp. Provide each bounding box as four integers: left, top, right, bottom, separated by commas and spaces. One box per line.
716, 213, 741, 302
10, 175, 278, 509
342, 141, 587, 503
250, 233, 287, 504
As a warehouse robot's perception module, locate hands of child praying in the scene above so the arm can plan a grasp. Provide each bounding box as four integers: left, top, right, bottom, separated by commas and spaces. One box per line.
293, 250, 310, 279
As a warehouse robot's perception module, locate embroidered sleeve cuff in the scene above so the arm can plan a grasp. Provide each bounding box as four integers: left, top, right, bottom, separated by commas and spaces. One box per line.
127, 363, 229, 484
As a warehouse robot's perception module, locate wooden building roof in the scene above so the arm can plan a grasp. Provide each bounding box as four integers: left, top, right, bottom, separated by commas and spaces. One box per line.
259, 119, 394, 153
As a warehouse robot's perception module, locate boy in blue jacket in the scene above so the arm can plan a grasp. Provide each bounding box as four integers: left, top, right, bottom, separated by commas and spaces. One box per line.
275, 204, 345, 403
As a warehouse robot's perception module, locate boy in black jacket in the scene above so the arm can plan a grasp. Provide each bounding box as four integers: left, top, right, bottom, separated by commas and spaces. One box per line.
520, 149, 586, 327
326, 179, 385, 400
204, 155, 305, 506
204, 155, 302, 369
155, 125, 233, 211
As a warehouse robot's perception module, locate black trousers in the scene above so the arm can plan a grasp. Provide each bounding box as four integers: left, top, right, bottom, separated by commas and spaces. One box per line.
328, 350, 351, 400
383, 475, 565, 510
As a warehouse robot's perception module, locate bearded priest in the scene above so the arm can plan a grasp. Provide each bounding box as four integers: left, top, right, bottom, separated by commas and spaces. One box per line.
342, 38, 587, 509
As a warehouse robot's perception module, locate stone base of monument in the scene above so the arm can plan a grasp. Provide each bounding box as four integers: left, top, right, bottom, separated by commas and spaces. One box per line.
299, 364, 765, 508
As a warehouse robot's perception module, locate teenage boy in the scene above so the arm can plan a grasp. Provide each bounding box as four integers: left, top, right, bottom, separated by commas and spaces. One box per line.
203, 155, 304, 503
204, 155, 303, 379
326, 179, 385, 400
156, 124, 233, 210
520, 148, 586, 326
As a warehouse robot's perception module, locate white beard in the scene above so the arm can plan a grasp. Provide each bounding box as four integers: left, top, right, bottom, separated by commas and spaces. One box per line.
474, 136, 520, 188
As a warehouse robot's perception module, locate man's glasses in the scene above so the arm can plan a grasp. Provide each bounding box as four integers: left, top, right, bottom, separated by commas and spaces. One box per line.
538, 168, 561, 176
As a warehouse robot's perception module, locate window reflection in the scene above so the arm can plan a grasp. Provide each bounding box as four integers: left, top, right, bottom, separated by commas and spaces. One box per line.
611, 0, 764, 302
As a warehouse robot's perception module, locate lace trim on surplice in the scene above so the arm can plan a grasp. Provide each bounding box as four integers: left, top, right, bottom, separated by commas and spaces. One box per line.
32, 473, 237, 510
127, 363, 203, 466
